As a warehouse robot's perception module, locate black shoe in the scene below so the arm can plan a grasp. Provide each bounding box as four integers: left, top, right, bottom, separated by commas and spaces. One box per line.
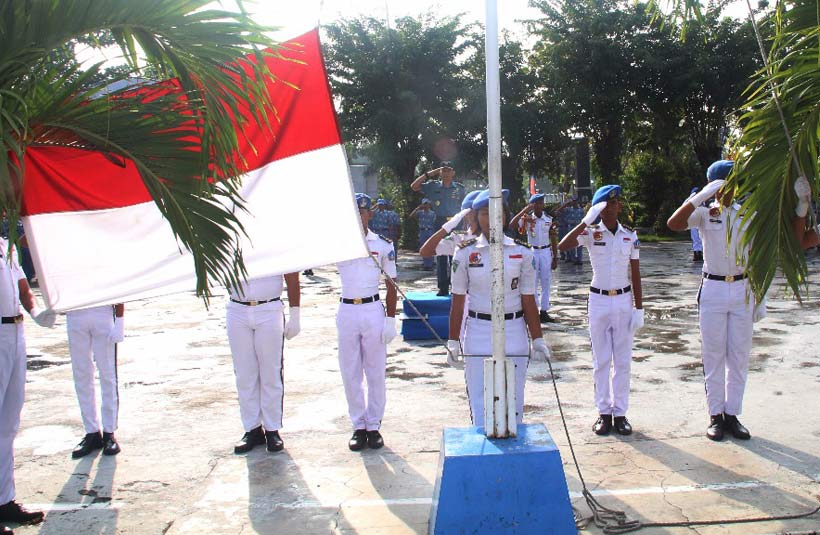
613, 416, 632, 436
101, 432, 121, 456
593, 415, 612, 436
539, 310, 555, 323
723, 414, 751, 440
349, 429, 368, 451
706, 414, 725, 441
72, 432, 103, 459
366, 430, 384, 449
436, 290, 449, 297
266, 430, 284, 452
302, 269, 314, 276
234, 426, 265, 454
0, 501, 44, 526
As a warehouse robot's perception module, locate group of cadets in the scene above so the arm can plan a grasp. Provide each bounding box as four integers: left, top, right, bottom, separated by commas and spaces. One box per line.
0, 157, 815, 533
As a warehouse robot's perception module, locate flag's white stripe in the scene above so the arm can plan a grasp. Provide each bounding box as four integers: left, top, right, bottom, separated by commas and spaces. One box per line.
24, 144, 367, 312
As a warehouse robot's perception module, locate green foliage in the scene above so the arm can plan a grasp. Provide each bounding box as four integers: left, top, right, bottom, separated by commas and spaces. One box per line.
0, 0, 281, 300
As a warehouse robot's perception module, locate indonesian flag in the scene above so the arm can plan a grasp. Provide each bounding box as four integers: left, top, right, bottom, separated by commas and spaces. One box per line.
21, 29, 368, 312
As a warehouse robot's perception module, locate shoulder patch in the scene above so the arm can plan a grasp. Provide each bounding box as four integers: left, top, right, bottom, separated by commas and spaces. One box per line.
458, 238, 477, 248
514, 238, 532, 248
378, 234, 392, 243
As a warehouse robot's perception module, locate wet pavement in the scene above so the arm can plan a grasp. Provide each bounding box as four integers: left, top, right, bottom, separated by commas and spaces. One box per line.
10, 241, 820, 534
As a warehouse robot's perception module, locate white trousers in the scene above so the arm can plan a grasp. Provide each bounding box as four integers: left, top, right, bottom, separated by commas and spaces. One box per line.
588, 292, 633, 417
226, 300, 285, 432
67, 307, 118, 434
698, 279, 753, 416
533, 248, 553, 311
462, 316, 529, 426
336, 301, 386, 431
0, 323, 25, 504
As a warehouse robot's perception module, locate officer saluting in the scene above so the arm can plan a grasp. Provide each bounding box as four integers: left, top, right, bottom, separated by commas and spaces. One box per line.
447, 189, 549, 425
559, 185, 643, 436
510, 193, 559, 323
336, 194, 398, 451
667, 160, 760, 441
228, 273, 301, 454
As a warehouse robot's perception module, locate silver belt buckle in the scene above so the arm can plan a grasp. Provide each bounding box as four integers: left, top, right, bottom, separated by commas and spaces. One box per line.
608, 289, 617, 296
725, 275, 734, 283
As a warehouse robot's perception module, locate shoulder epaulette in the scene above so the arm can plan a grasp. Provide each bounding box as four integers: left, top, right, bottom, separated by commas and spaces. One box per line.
514, 238, 532, 248
458, 238, 477, 248
622, 224, 634, 232
378, 234, 392, 243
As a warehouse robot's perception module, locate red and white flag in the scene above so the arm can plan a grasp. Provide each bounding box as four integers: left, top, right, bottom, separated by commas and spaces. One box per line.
21, 29, 368, 312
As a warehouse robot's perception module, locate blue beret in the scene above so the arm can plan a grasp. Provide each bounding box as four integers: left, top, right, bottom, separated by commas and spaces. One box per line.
529, 193, 546, 204
472, 189, 510, 210
706, 160, 733, 182
376, 198, 387, 206
421, 198, 431, 205
591, 185, 622, 206
440, 160, 454, 168
691, 187, 699, 194
355, 193, 372, 210
461, 190, 482, 210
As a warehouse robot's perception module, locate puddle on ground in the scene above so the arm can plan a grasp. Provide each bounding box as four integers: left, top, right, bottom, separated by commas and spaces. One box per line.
799, 361, 820, 368
27, 355, 68, 371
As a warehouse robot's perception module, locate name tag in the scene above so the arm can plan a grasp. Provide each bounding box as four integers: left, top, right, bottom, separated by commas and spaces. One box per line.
593, 242, 606, 246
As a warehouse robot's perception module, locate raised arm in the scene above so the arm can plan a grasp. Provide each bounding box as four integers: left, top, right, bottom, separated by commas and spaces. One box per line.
508, 204, 532, 234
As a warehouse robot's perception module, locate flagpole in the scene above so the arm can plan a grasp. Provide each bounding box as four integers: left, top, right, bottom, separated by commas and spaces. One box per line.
484, 0, 512, 438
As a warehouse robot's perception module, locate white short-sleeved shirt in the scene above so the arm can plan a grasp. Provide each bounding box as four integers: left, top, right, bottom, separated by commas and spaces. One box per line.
229, 274, 285, 302
686, 202, 749, 276
518, 213, 553, 247
435, 230, 474, 257
577, 222, 640, 289
0, 239, 25, 317
337, 230, 397, 299
451, 234, 536, 314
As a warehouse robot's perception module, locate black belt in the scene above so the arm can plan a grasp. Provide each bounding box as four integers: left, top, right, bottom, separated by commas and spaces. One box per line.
340, 294, 380, 305
703, 272, 747, 282
532, 245, 550, 250
1, 314, 23, 324
230, 297, 280, 306
468, 310, 524, 321
590, 285, 631, 296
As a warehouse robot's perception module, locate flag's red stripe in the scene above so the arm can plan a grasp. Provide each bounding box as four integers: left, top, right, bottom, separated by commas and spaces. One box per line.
22, 29, 339, 216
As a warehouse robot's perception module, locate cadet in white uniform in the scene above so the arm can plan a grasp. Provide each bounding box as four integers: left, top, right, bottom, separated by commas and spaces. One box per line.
559, 185, 643, 436
337, 194, 398, 452
229, 273, 301, 454
0, 238, 54, 531
67, 303, 125, 458
510, 193, 558, 323
447, 189, 549, 425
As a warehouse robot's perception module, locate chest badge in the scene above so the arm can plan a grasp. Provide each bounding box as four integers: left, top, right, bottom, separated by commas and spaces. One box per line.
709, 207, 721, 217
593, 231, 603, 241
469, 252, 482, 265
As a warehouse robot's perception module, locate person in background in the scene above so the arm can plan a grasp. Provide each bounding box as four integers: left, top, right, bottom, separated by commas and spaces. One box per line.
410, 199, 437, 270
384, 200, 402, 259
411, 162, 466, 296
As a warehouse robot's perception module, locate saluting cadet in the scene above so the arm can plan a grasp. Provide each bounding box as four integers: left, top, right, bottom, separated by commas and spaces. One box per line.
447, 190, 549, 425
67, 304, 125, 458
409, 199, 437, 270
229, 273, 301, 454
510, 193, 559, 323
0, 237, 54, 531
336, 194, 398, 452
419, 190, 480, 261
369, 199, 391, 237
559, 185, 643, 436
667, 160, 762, 441
411, 161, 466, 296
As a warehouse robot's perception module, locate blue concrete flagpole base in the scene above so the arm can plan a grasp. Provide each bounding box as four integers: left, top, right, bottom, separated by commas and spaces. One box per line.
428, 424, 577, 535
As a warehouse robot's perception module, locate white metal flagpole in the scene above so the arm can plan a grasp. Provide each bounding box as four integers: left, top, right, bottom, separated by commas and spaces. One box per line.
484, 0, 514, 438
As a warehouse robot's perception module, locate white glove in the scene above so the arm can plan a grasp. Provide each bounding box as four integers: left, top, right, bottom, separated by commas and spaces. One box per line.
582, 201, 608, 226
794, 175, 811, 217
441, 207, 472, 233
29, 307, 56, 328
630, 308, 645, 334
108, 316, 125, 343
446, 339, 464, 369
753, 297, 767, 323
284, 306, 301, 339
531, 337, 550, 362
689, 180, 724, 208
380, 316, 397, 345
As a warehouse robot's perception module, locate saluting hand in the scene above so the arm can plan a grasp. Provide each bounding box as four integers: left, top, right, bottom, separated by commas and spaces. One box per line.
582, 201, 608, 226
689, 180, 724, 208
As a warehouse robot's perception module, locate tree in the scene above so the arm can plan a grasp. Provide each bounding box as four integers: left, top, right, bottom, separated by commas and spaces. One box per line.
1, 0, 279, 297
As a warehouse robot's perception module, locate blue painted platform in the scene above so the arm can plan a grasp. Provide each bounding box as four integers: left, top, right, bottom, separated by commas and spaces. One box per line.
429, 424, 577, 535
401, 291, 451, 340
